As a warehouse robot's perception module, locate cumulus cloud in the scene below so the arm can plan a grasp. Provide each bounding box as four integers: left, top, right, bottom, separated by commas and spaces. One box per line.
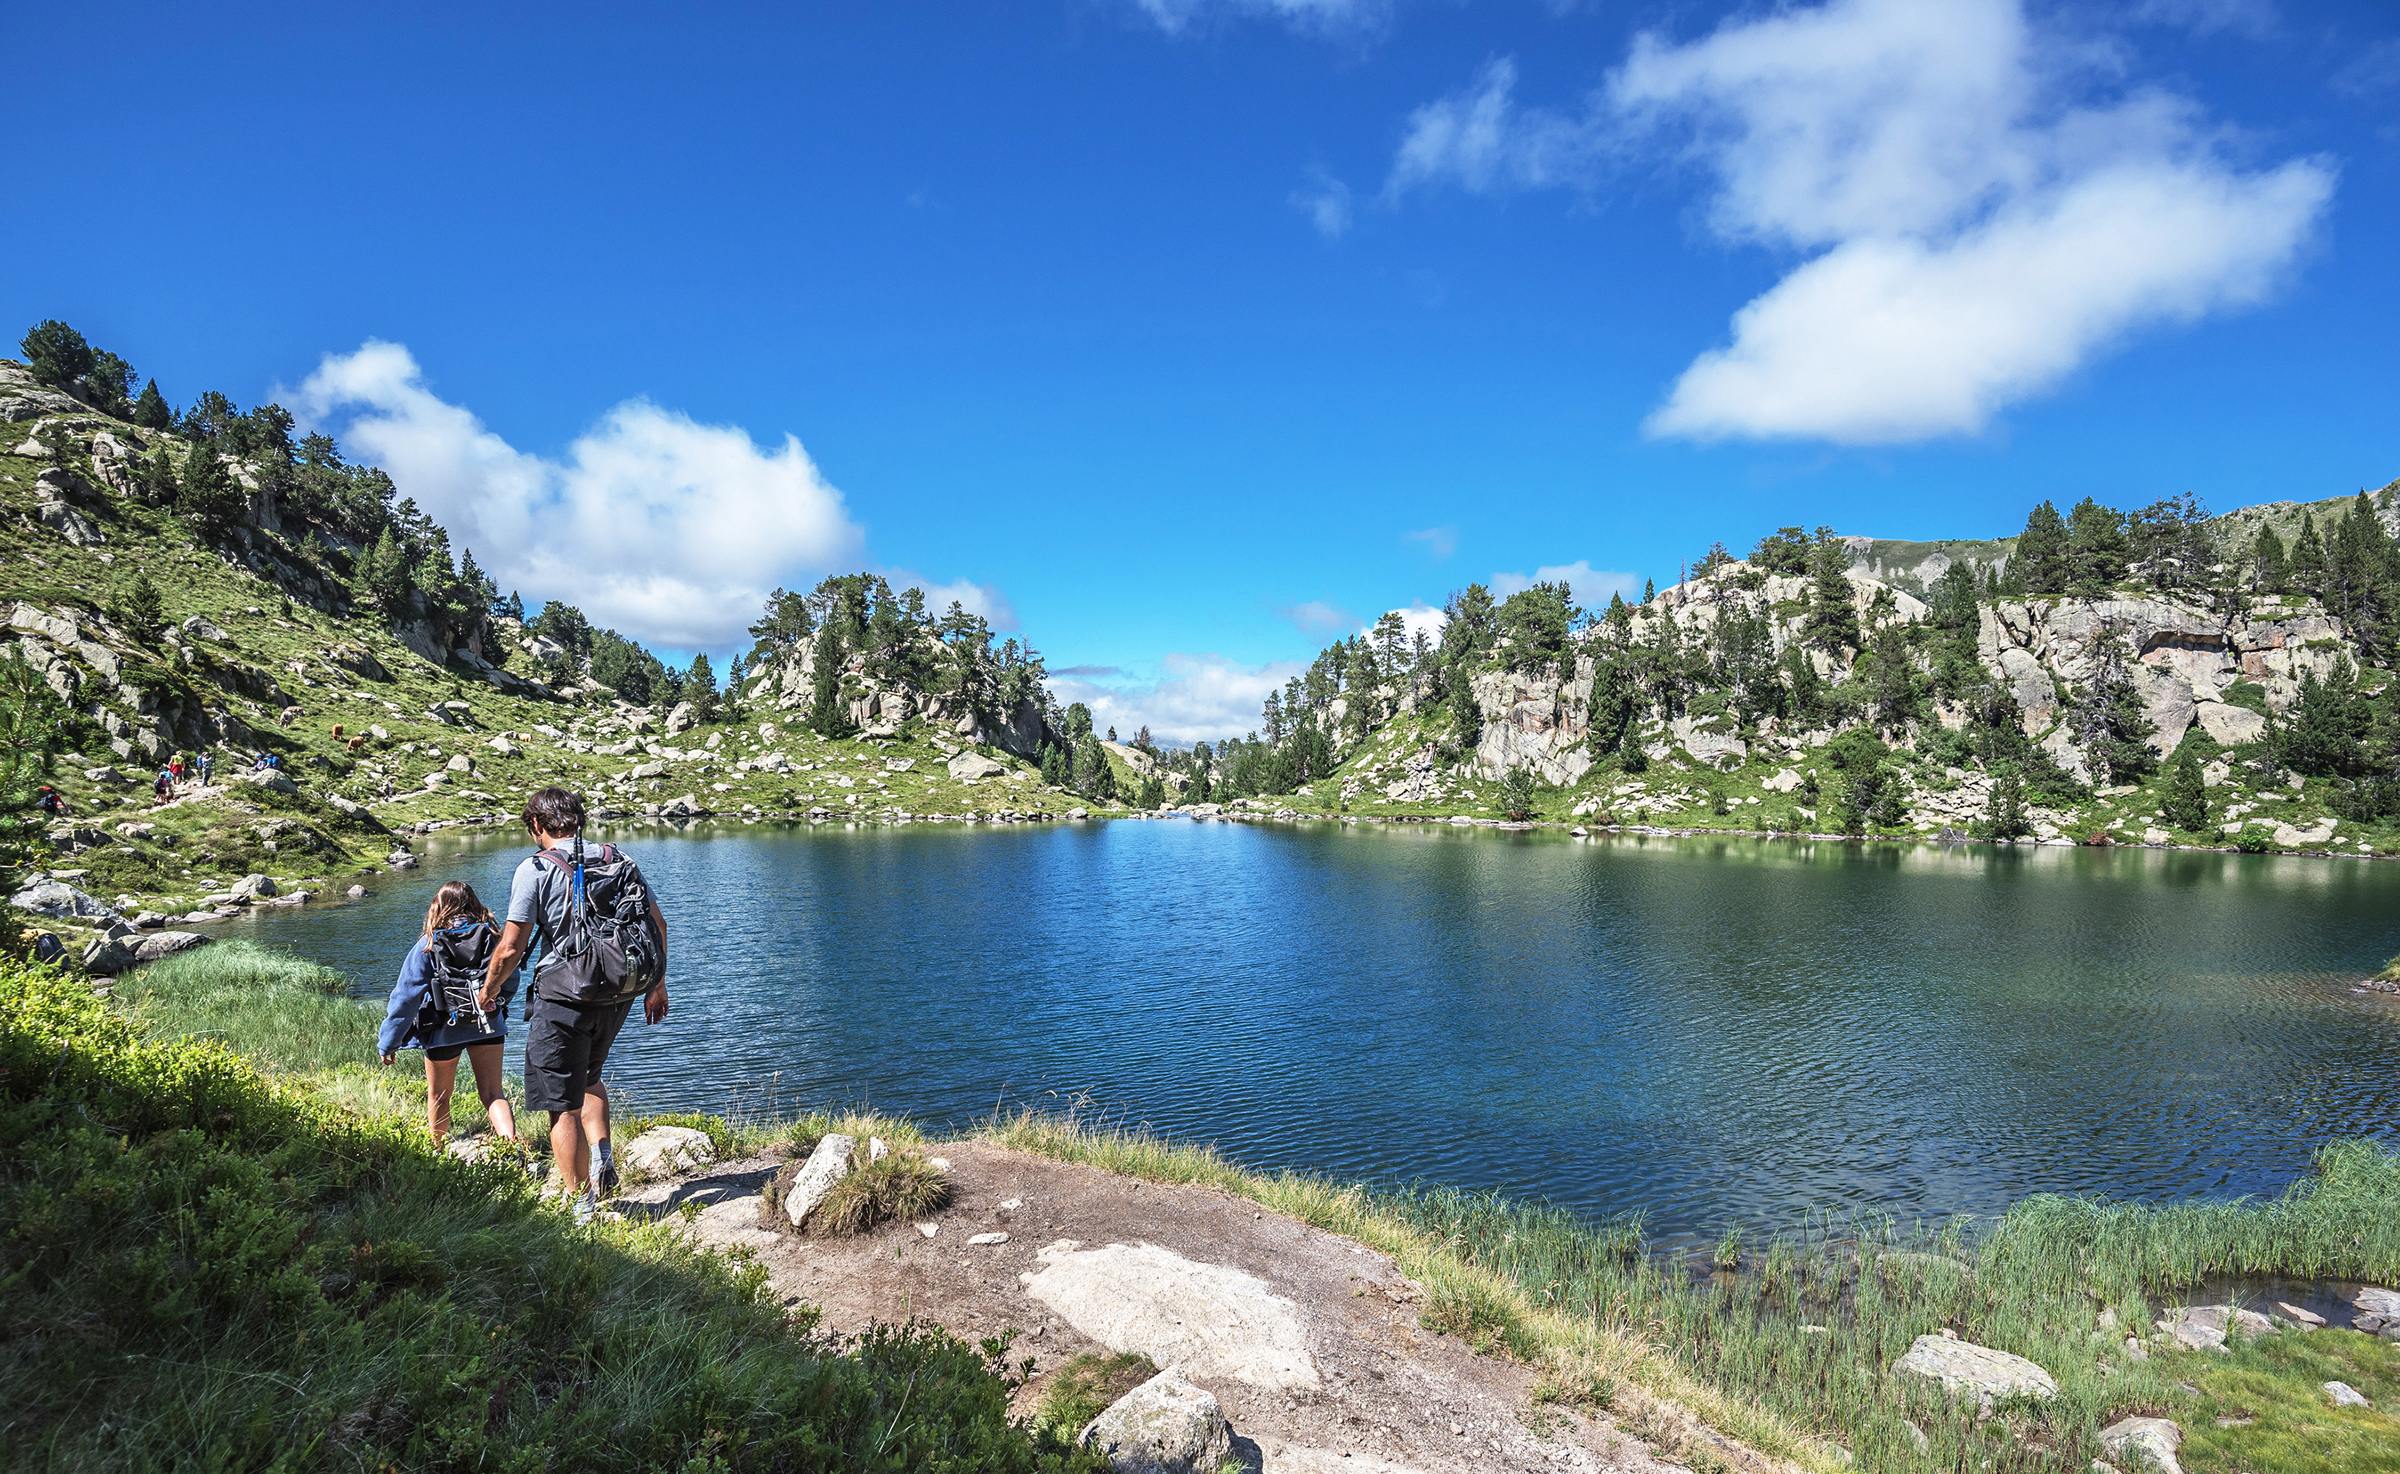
1405, 524, 1458, 559
1491, 560, 1641, 608
1388, 601, 1448, 644
1279, 599, 1362, 634
1047, 653, 1307, 745
1292, 171, 1355, 238
1130, 0, 1388, 36
1387, 0, 2334, 444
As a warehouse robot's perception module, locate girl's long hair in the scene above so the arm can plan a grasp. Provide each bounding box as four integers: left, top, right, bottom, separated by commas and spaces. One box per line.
421, 880, 494, 949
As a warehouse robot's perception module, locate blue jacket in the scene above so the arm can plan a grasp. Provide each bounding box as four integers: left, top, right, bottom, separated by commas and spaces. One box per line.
377, 923, 515, 1056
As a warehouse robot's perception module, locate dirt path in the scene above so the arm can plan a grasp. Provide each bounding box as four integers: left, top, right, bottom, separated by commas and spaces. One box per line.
616, 1139, 1679, 1473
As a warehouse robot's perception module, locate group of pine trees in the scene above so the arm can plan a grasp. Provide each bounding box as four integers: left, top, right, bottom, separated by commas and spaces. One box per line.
737, 573, 1047, 743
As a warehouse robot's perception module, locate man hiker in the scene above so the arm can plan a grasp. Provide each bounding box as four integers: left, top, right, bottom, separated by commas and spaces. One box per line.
480, 787, 669, 1221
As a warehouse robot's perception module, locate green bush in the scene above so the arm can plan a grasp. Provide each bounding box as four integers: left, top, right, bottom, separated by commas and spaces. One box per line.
0, 959, 1107, 1473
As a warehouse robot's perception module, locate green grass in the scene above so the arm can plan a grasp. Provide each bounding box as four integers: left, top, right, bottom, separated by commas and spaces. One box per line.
113, 938, 371, 1074
2177, 1329, 2400, 1473
0, 957, 1108, 1472
1035, 1351, 1159, 1438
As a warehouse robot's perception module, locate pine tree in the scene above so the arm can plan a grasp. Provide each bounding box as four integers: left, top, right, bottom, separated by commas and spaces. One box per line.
2014, 500, 2069, 595
1803, 535, 1860, 653
2071, 628, 2158, 784
806, 622, 853, 737
687, 653, 720, 723
2160, 743, 2210, 832
114, 569, 166, 643
2289, 512, 2328, 596
360, 526, 412, 613
2251, 525, 2289, 592
175, 444, 245, 538
2064, 498, 2129, 596
139, 446, 178, 506
19, 320, 93, 389
132, 379, 172, 429
1975, 765, 2032, 840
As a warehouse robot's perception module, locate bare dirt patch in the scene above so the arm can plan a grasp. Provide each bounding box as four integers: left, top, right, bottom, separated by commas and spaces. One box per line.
619, 1139, 1679, 1473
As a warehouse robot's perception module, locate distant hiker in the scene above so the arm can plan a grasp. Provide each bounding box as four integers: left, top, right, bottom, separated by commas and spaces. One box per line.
35, 786, 66, 816
196, 750, 213, 785
153, 768, 173, 799
168, 754, 186, 786
378, 880, 523, 1151
480, 787, 669, 1223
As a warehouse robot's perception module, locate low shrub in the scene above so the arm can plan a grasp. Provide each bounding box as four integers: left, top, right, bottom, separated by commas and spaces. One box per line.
1035, 1351, 1158, 1437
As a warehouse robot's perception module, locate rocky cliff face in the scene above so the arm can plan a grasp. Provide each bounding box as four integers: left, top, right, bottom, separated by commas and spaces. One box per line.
1457, 562, 2355, 786
742, 642, 1050, 757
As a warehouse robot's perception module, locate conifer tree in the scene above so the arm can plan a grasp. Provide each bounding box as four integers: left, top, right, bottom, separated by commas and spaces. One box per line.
175, 443, 245, 538
2014, 500, 2069, 594
19, 320, 93, 389
114, 569, 166, 644
687, 653, 720, 723
1803, 534, 1860, 653
360, 526, 412, 613
2160, 742, 2210, 832
132, 379, 172, 429
2250, 525, 2288, 592
2064, 498, 2129, 596
806, 621, 854, 737
1975, 764, 2032, 841
2289, 512, 2328, 596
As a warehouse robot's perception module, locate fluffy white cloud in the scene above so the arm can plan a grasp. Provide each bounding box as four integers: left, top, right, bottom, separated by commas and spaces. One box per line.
1491, 560, 1640, 608
1387, 601, 1448, 644
289, 342, 886, 652
1048, 653, 1307, 745
1389, 0, 2335, 444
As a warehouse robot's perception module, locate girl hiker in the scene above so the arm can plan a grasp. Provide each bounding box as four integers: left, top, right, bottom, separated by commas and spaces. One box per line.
378, 880, 525, 1151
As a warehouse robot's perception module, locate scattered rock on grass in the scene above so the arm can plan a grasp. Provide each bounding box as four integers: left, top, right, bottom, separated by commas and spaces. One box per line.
134, 932, 210, 963
779, 1133, 854, 1229
9, 876, 118, 921
2098, 1415, 2182, 1474
1892, 1334, 2057, 1414
2326, 1381, 2372, 1408
967, 1232, 1009, 1246
1078, 1368, 1236, 1474
620, 1125, 715, 1178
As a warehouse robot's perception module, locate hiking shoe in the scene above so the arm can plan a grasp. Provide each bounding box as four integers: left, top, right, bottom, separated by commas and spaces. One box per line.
571, 1190, 598, 1227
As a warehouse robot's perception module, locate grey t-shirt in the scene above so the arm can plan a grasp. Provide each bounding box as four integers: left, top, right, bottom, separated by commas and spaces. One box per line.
508, 839, 647, 979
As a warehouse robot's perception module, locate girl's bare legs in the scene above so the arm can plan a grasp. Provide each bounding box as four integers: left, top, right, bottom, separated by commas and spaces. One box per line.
465, 1041, 518, 1141
424, 1054, 459, 1141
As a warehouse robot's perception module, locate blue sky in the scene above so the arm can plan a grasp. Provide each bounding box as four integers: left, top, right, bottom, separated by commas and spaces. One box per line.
5, 0, 2396, 740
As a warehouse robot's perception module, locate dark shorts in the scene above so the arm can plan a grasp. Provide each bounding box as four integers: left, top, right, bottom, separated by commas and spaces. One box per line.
522, 995, 633, 1113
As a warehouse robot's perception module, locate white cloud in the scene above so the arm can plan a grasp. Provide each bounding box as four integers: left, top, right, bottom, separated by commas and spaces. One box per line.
879, 568, 1019, 632
1292, 171, 1355, 238
288, 341, 872, 651
1388, 601, 1448, 644
1279, 599, 1362, 634
1405, 524, 1458, 559
1131, 0, 1388, 36
1048, 653, 1307, 745
1387, 0, 2335, 444
1491, 560, 1641, 608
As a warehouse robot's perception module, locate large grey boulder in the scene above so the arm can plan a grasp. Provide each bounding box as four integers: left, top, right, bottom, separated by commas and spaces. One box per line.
948, 750, 1006, 781
1892, 1334, 2057, 1413
2099, 1416, 2182, 1474
2326, 1380, 2372, 1408
1078, 1369, 1236, 1474
664, 701, 697, 736
783, 1133, 854, 1229
135, 932, 209, 961
245, 768, 298, 796
619, 1125, 716, 1179
231, 873, 278, 899
180, 614, 228, 642
82, 935, 140, 975
2159, 1304, 2275, 1347
9, 876, 119, 921
35, 499, 105, 546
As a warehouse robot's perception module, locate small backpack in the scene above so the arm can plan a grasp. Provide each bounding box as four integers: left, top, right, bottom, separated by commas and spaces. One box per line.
416, 921, 501, 1037
531, 840, 664, 1008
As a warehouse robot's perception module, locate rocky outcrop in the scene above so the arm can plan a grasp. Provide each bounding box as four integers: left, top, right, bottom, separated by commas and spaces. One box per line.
742, 641, 1052, 757
1079, 1369, 1237, 1474
1024, 1239, 1321, 1390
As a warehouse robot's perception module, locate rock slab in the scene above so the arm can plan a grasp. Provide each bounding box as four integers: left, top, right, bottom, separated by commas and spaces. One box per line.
1025, 1239, 1320, 1390
783, 1133, 854, 1229
1078, 1369, 1236, 1474
1892, 1334, 2058, 1412
2326, 1380, 2372, 1408
619, 1125, 716, 1179
2099, 1416, 2183, 1474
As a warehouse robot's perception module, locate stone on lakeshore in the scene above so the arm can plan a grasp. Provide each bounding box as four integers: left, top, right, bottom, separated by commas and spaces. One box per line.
783, 1133, 854, 1229
231, 873, 278, 899
1068, 807, 1088, 819
2098, 1416, 2182, 1474
2326, 1380, 2372, 1408
1078, 1369, 1236, 1474
81, 936, 139, 975
1892, 1334, 2057, 1413
134, 932, 209, 963
2275, 1301, 2325, 1327
868, 1135, 889, 1163
659, 794, 704, 818
2355, 1287, 2400, 1318
9, 877, 118, 921
929, 1156, 952, 1172
2151, 1317, 2228, 1354
948, 750, 1006, 781
131, 911, 166, 930
1025, 1239, 1320, 1389
968, 1231, 1010, 1246
620, 1125, 716, 1179
2272, 819, 2337, 847
2161, 1304, 2273, 1345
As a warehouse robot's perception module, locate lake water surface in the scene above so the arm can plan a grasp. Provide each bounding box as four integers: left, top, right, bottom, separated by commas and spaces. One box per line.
242, 819, 2400, 1244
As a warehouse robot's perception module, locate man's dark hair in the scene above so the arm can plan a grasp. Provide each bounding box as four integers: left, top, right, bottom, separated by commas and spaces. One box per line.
522, 787, 586, 838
